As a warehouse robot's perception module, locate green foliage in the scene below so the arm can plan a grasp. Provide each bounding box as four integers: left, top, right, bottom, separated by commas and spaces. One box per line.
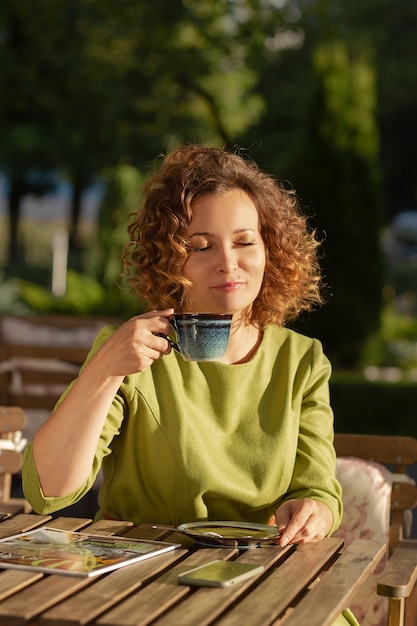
2, 0, 417, 371
381, 306, 417, 342
0, 0, 267, 265
16, 269, 138, 318
313, 43, 379, 158
93, 164, 144, 289
362, 303, 417, 369
234, 0, 417, 370
289, 41, 385, 367
17, 270, 105, 315
90, 162, 148, 317
0, 0, 269, 166
330, 374, 417, 437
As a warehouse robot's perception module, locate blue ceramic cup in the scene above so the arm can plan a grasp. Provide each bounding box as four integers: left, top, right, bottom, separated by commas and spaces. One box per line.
169, 313, 232, 361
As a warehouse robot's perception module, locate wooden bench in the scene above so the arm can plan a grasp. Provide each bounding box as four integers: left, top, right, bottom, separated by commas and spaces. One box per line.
0, 405, 31, 515
334, 433, 417, 626
0, 314, 121, 412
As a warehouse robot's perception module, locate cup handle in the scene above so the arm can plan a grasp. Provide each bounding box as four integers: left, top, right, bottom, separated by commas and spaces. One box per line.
168, 318, 181, 353
155, 332, 181, 353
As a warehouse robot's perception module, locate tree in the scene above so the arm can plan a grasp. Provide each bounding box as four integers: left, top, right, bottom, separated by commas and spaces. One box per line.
289, 41, 385, 367
302, 0, 417, 214
0, 0, 266, 267
0, 1, 61, 263
236, 0, 406, 367
92, 163, 144, 317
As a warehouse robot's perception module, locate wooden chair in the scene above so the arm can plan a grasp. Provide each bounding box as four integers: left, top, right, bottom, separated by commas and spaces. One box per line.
0, 405, 31, 515
334, 433, 417, 626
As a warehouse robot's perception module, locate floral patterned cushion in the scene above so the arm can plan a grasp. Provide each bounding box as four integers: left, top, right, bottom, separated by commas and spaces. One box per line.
334, 457, 392, 626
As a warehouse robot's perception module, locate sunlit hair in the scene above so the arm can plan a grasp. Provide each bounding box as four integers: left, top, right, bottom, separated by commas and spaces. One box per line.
123, 144, 323, 327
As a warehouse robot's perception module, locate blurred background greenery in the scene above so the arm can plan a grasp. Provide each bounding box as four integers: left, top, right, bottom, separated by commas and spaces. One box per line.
1, 0, 417, 432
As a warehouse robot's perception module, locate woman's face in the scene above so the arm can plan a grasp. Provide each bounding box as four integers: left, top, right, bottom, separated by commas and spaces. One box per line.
181, 188, 266, 316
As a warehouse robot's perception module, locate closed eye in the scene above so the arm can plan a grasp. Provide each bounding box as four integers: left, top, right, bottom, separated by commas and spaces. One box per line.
235, 239, 257, 247
188, 235, 211, 252
190, 246, 210, 252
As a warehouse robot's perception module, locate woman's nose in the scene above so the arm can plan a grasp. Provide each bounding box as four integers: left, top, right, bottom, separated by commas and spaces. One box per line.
217, 247, 238, 272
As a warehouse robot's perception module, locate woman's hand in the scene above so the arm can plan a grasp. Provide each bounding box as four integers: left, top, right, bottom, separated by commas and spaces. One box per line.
91, 308, 174, 377
273, 498, 334, 547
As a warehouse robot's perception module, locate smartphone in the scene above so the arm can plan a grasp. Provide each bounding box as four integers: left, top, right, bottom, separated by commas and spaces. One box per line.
177, 560, 264, 588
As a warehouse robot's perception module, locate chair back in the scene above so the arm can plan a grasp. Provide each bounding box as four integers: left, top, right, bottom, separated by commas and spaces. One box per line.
0, 405, 31, 514
0, 314, 120, 412
334, 433, 417, 552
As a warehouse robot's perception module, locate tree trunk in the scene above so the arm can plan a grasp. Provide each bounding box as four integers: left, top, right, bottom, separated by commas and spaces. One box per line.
67, 182, 86, 272
7, 176, 25, 267
68, 183, 83, 252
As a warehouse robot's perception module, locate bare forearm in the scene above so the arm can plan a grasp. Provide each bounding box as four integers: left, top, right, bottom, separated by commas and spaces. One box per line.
32, 357, 123, 496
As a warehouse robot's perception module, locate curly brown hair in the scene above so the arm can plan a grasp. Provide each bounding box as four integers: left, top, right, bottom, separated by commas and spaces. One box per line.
123, 144, 323, 327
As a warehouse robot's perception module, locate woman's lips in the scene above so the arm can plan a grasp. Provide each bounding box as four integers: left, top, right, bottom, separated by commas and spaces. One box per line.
211, 282, 244, 293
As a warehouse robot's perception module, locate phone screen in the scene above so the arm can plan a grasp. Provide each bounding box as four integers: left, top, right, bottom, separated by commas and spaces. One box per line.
178, 560, 264, 587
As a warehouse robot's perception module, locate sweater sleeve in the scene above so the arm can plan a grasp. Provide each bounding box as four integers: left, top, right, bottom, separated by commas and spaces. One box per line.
21, 325, 126, 515
279, 339, 343, 534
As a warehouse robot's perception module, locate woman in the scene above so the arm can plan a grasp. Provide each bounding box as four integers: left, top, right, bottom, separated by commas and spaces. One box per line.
23, 145, 360, 624
23, 144, 342, 548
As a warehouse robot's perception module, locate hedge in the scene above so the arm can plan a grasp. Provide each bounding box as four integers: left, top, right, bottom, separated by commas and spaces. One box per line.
330, 375, 417, 437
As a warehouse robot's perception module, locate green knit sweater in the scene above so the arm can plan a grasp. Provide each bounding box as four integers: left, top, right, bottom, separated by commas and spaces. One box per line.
22, 324, 343, 531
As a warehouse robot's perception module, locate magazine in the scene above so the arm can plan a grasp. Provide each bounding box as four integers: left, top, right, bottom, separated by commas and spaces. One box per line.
0, 527, 180, 578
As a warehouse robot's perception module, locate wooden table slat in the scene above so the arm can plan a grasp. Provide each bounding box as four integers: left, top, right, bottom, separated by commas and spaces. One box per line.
0, 513, 52, 539
78, 520, 134, 536
0, 575, 92, 623
0, 515, 387, 626
123, 524, 175, 542
377, 540, 417, 598
45, 517, 93, 532
39, 548, 188, 626
0, 515, 96, 609
151, 544, 293, 626
0, 569, 44, 602
124, 524, 196, 548
0, 516, 138, 624
96, 548, 239, 626
281, 539, 386, 626
211, 537, 344, 626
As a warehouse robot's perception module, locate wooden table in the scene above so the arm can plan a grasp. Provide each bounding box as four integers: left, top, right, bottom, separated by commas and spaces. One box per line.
0, 513, 385, 626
